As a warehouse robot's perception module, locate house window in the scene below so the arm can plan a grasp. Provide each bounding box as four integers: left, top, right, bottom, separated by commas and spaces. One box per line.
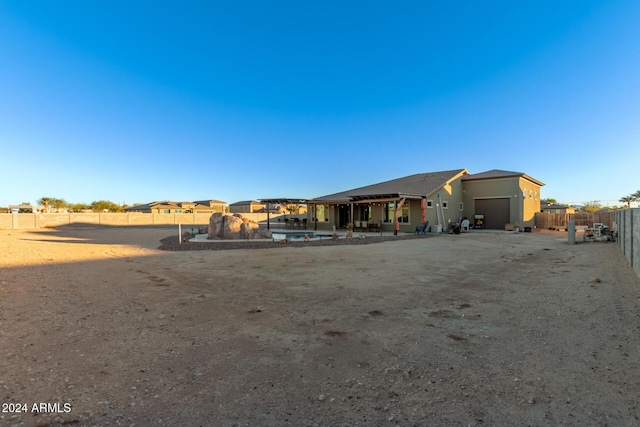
427, 200, 433, 208
399, 204, 409, 223
315, 205, 327, 222
175, 209, 182, 214
522, 189, 527, 197
442, 201, 449, 209
534, 192, 537, 200
529, 191, 533, 199
459, 202, 464, 211
162, 209, 170, 214
383, 202, 409, 223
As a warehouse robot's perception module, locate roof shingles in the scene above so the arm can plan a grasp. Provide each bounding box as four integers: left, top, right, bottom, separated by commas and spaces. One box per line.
312, 169, 468, 202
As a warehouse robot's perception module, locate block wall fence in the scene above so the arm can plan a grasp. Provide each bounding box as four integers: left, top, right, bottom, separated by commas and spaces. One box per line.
0, 212, 285, 230
613, 208, 640, 280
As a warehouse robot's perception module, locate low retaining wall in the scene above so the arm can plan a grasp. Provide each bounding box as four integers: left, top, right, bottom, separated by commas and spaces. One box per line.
0, 212, 287, 230
613, 209, 640, 279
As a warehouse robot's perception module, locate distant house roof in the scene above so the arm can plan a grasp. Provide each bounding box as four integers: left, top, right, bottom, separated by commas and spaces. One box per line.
312, 169, 468, 203
193, 199, 226, 205
9, 204, 45, 212
540, 203, 569, 210
125, 201, 182, 211
463, 169, 545, 186
229, 200, 263, 206
259, 198, 308, 204
126, 200, 226, 211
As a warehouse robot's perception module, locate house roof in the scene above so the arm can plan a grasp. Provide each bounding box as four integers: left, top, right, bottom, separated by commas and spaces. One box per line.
259, 198, 308, 204
462, 169, 545, 186
311, 169, 468, 203
125, 201, 181, 211
540, 202, 571, 210
126, 201, 217, 211
229, 200, 264, 206
193, 199, 226, 205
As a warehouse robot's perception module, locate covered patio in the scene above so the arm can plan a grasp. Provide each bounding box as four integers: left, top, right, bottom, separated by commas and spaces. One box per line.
259, 198, 308, 230
308, 192, 428, 235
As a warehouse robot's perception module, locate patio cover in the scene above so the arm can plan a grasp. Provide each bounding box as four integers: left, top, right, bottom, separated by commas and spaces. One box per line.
259, 198, 308, 230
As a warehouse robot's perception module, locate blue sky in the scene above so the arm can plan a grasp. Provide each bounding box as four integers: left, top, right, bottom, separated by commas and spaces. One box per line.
1, 1, 638, 207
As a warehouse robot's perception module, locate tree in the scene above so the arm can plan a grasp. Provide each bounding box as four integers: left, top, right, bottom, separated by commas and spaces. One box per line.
38, 197, 51, 211
633, 190, 640, 205
68, 203, 91, 212
580, 200, 602, 213
286, 204, 299, 214
541, 198, 557, 205
38, 197, 67, 212
619, 196, 634, 208
90, 200, 124, 212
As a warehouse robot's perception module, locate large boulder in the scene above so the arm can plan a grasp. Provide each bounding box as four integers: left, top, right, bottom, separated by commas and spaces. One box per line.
208, 213, 265, 240
208, 212, 224, 238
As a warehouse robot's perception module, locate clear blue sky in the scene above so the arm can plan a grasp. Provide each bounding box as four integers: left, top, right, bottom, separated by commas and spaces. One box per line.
2, 1, 638, 207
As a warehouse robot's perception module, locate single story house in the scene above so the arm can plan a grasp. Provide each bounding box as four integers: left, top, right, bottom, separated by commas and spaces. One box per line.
540, 203, 576, 214
193, 200, 227, 213
229, 200, 267, 214
126, 200, 226, 214
8, 204, 45, 213
307, 169, 544, 232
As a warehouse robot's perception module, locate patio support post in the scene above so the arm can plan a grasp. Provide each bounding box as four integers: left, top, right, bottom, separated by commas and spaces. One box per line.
266, 203, 270, 230
394, 197, 406, 236
314, 204, 318, 230
350, 203, 354, 229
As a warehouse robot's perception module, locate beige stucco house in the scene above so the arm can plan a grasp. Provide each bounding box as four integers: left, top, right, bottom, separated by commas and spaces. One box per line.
307, 169, 544, 232
229, 200, 267, 213
540, 202, 576, 214
126, 200, 226, 214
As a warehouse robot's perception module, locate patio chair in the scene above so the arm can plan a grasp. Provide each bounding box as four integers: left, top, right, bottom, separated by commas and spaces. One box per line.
415, 221, 429, 235
461, 219, 470, 231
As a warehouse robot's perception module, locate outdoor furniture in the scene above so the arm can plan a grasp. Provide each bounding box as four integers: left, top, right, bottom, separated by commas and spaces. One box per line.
368, 221, 381, 232
461, 219, 470, 231
302, 218, 307, 229
284, 218, 291, 229
415, 221, 429, 235
293, 218, 300, 229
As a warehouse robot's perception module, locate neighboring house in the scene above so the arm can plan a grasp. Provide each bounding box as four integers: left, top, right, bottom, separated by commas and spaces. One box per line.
308, 169, 544, 232
126, 201, 185, 214
229, 200, 267, 213
9, 204, 45, 213
193, 200, 227, 213
540, 203, 576, 215
126, 200, 226, 214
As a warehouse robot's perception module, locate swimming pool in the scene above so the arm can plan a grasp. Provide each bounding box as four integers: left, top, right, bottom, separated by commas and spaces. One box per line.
271, 231, 335, 241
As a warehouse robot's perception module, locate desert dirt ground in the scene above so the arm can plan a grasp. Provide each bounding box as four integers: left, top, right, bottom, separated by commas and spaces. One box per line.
1, 226, 640, 426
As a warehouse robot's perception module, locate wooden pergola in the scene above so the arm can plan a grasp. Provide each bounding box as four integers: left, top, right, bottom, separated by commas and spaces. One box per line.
259, 198, 308, 230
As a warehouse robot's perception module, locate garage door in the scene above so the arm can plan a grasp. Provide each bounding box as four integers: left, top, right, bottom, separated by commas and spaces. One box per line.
475, 198, 510, 230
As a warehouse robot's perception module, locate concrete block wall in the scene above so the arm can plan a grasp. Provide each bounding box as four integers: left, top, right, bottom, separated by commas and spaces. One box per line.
0, 212, 287, 230
613, 208, 639, 280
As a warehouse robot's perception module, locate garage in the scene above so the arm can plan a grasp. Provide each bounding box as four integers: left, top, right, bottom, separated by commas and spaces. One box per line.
474, 198, 510, 230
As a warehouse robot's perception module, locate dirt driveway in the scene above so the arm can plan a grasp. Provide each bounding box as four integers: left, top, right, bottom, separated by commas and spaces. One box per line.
1, 227, 639, 426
